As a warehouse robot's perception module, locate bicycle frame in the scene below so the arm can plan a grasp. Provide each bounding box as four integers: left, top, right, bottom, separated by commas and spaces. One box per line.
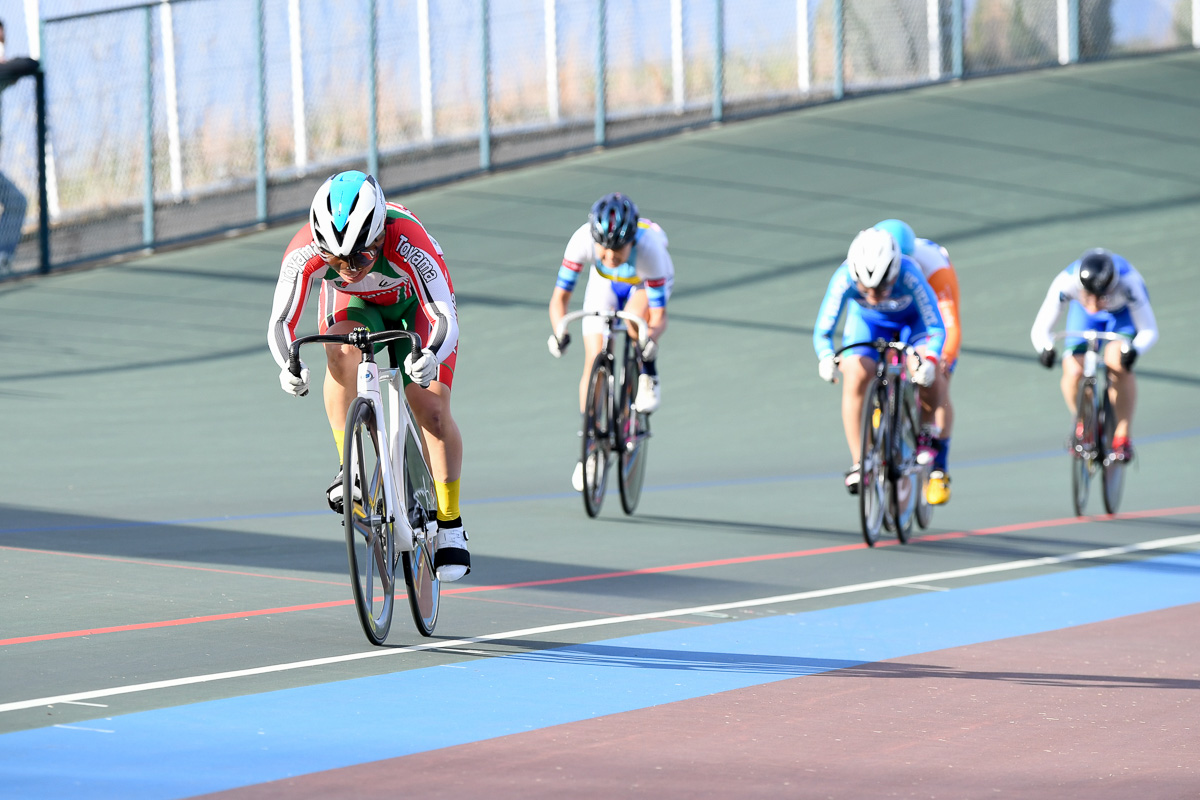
357, 357, 433, 553
1048, 329, 1131, 515
291, 330, 430, 552
288, 328, 440, 642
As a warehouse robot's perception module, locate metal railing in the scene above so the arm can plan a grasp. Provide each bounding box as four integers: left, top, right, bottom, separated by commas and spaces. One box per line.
0, 0, 1194, 278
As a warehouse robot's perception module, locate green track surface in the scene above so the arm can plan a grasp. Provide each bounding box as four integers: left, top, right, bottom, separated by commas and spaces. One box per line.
2, 52, 1198, 732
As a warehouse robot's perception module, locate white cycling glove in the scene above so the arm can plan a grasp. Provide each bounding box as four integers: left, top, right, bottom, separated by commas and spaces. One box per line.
641, 338, 658, 362
279, 362, 309, 397
817, 356, 837, 383
547, 331, 570, 358
912, 357, 937, 387
404, 348, 439, 387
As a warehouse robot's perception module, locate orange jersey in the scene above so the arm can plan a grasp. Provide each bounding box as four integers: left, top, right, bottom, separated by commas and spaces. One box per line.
911, 238, 961, 365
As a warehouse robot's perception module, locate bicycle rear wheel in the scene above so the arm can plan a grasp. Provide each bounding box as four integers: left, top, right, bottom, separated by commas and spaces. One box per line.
859, 378, 888, 547
1100, 391, 1126, 515
617, 345, 650, 515
891, 389, 919, 543
343, 397, 395, 646
400, 425, 440, 637
914, 465, 933, 529
1071, 381, 1097, 516
582, 353, 612, 517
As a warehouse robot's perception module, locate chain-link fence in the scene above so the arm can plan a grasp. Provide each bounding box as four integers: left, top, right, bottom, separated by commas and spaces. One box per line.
2, 0, 1195, 278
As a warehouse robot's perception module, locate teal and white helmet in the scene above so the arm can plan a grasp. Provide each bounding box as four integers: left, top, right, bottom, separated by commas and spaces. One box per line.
309, 171, 387, 257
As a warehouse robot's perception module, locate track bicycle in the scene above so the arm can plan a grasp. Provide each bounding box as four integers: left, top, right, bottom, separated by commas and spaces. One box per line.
554, 309, 652, 517
1047, 330, 1131, 516
834, 339, 931, 547
288, 328, 440, 644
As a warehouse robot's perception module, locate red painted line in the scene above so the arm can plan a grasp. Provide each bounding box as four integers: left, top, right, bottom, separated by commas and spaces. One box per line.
0, 544, 347, 586
4, 504, 1198, 648
0, 600, 356, 645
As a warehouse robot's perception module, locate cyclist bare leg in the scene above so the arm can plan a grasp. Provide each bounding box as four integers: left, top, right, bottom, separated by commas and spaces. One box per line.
1104, 340, 1135, 442
840, 354, 875, 466
406, 381, 463, 484
578, 333, 606, 413
623, 289, 666, 413
322, 318, 368, 445
1060, 353, 1086, 416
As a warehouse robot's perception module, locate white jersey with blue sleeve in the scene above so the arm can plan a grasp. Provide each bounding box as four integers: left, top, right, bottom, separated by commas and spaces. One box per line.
813, 256, 947, 361
556, 220, 674, 308
1030, 253, 1158, 355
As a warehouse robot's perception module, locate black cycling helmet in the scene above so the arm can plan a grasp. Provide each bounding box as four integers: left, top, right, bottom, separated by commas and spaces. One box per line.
588, 192, 639, 250
1077, 248, 1117, 296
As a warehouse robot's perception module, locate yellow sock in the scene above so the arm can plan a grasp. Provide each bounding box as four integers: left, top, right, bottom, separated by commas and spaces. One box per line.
333, 427, 345, 465
435, 479, 460, 522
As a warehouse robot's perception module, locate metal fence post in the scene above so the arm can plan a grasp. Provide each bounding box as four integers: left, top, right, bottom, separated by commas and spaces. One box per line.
142, 6, 155, 247
595, 0, 606, 146
419, 0, 433, 140
160, 0, 183, 201
1068, 0, 1079, 63
288, 0, 308, 168
671, 0, 684, 111
797, 0, 810, 94
926, 0, 941, 81
254, 0, 267, 222
480, 0, 491, 170
833, 0, 844, 99
713, 0, 724, 121
368, 0, 379, 177
35, 69, 49, 273
951, 0, 963, 78
545, 0, 559, 122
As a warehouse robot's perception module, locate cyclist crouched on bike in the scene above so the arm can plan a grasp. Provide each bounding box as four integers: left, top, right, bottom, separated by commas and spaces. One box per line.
267, 171, 470, 581
874, 219, 960, 505
1030, 248, 1158, 463
547, 192, 674, 492
813, 228, 946, 494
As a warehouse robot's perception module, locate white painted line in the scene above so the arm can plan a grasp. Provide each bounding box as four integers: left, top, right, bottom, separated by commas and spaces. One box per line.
60, 700, 109, 708
3, 532, 1198, 715
51, 725, 115, 733
899, 583, 951, 592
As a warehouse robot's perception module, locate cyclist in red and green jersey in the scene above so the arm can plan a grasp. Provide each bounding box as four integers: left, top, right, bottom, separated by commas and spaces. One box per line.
267, 171, 469, 581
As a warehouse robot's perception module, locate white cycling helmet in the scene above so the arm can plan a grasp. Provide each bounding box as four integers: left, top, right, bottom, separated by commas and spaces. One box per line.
846, 227, 901, 290
309, 171, 387, 257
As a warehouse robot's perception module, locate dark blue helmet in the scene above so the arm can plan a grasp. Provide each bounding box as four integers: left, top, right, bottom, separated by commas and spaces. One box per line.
589, 192, 639, 250
1077, 248, 1117, 296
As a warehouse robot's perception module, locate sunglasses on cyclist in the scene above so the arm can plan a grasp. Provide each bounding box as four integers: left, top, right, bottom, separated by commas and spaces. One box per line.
319, 243, 380, 271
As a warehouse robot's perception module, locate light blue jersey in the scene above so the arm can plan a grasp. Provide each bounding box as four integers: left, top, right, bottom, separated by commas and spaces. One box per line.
813, 256, 947, 361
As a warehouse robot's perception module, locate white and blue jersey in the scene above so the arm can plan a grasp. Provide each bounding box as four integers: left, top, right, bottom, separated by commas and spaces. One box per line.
813, 256, 947, 361
1030, 252, 1158, 355
558, 219, 674, 337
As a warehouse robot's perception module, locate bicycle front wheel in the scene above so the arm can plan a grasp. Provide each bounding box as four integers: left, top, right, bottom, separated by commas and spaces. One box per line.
1100, 391, 1126, 515
343, 397, 396, 646
859, 378, 888, 547
1071, 381, 1097, 517
617, 345, 650, 515
581, 353, 613, 517
400, 425, 440, 637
